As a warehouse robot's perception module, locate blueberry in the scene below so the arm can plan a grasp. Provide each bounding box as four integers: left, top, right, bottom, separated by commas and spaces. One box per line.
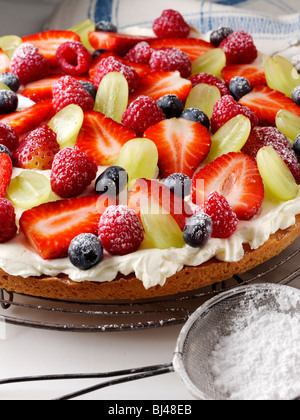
0, 144, 12, 160
95, 21, 118, 33
292, 86, 300, 106
210, 27, 234, 48
0, 90, 18, 114
293, 134, 300, 157
164, 173, 192, 199
157, 94, 184, 119
183, 213, 213, 248
95, 166, 128, 197
0, 72, 20, 92
80, 81, 97, 100
180, 108, 210, 131
229, 77, 252, 101
93, 48, 109, 60
68, 233, 103, 270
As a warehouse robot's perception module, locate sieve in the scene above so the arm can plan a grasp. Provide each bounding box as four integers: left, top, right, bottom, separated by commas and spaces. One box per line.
0, 283, 299, 400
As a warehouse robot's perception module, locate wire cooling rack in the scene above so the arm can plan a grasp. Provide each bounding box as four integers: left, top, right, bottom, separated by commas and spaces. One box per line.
0, 239, 299, 333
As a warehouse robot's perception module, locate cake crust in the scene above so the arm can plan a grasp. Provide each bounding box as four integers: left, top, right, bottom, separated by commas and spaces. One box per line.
0, 215, 299, 302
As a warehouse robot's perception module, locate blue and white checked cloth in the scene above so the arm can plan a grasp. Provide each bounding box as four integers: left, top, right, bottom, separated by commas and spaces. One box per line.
48, 0, 300, 55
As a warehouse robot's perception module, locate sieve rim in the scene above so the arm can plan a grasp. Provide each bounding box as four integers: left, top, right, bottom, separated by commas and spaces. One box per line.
172, 283, 300, 400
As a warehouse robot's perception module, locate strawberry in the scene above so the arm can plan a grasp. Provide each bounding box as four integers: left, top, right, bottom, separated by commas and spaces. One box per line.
75, 111, 136, 166
0, 99, 54, 135
19, 195, 105, 260
191, 152, 264, 221
239, 85, 300, 126
22, 30, 81, 67
0, 48, 10, 74
88, 31, 155, 56
149, 38, 214, 61
21, 76, 63, 102
222, 64, 267, 87
129, 71, 192, 103
127, 178, 192, 231
144, 118, 211, 179
0, 153, 13, 198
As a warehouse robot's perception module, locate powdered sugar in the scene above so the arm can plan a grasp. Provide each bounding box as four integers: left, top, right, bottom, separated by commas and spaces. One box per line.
209, 287, 300, 400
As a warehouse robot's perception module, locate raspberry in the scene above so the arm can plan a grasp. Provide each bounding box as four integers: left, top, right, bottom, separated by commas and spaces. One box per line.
13, 124, 59, 170
242, 127, 300, 184
0, 198, 17, 243
189, 73, 230, 96
52, 75, 95, 113
203, 192, 238, 239
93, 56, 140, 93
0, 123, 19, 152
121, 95, 166, 136
56, 41, 92, 76
211, 95, 259, 133
98, 205, 144, 256
10, 43, 49, 85
153, 9, 190, 39
220, 30, 258, 65
125, 42, 153, 65
50, 148, 98, 198
149, 48, 192, 79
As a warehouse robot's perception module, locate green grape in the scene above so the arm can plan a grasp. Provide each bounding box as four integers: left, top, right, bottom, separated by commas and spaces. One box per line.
94, 72, 129, 123
0, 82, 11, 91
7, 171, 51, 210
116, 138, 158, 188
265, 55, 300, 98
184, 83, 221, 119
0, 35, 22, 59
256, 146, 299, 202
68, 19, 95, 51
276, 109, 300, 144
140, 203, 185, 250
191, 49, 226, 78
48, 104, 84, 149
206, 115, 251, 163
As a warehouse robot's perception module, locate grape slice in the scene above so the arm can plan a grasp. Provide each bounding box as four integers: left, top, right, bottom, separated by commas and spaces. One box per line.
68, 19, 95, 51
265, 55, 300, 98
94, 72, 129, 123
191, 48, 226, 78
140, 203, 185, 250
0, 35, 22, 59
7, 171, 51, 210
276, 109, 300, 144
256, 146, 299, 202
206, 115, 251, 163
48, 104, 84, 149
184, 83, 221, 119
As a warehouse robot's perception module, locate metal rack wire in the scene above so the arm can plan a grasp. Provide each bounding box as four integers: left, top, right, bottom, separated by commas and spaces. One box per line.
0, 239, 299, 333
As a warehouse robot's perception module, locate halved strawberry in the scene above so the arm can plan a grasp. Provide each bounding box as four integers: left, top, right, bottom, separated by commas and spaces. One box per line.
88, 31, 155, 56
19, 195, 105, 260
239, 85, 300, 126
127, 178, 192, 231
75, 111, 136, 166
144, 118, 211, 179
0, 99, 54, 135
191, 152, 264, 220
0, 153, 13, 198
22, 30, 81, 67
149, 38, 214, 61
129, 71, 192, 103
0, 48, 10, 74
222, 64, 267, 87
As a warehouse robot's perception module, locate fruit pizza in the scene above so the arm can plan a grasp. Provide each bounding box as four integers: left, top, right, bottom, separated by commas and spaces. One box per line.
0, 9, 299, 301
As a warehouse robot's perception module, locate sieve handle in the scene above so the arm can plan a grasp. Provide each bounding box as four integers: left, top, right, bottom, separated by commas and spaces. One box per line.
0, 363, 174, 400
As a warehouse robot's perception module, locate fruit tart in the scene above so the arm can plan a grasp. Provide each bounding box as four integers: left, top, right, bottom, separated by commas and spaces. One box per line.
0, 10, 299, 301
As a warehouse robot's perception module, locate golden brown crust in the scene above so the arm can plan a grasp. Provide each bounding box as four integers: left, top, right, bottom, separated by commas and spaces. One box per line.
0, 215, 299, 302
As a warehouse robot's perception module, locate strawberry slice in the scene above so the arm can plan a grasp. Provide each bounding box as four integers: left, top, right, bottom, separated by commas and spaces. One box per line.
0, 153, 13, 198
88, 31, 155, 56
239, 85, 300, 126
75, 111, 136, 166
22, 30, 81, 67
0, 99, 54, 135
20, 195, 105, 260
127, 178, 192, 231
149, 38, 214, 61
129, 71, 192, 103
0, 48, 10, 74
222, 64, 267, 87
192, 152, 264, 220
144, 118, 211, 179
